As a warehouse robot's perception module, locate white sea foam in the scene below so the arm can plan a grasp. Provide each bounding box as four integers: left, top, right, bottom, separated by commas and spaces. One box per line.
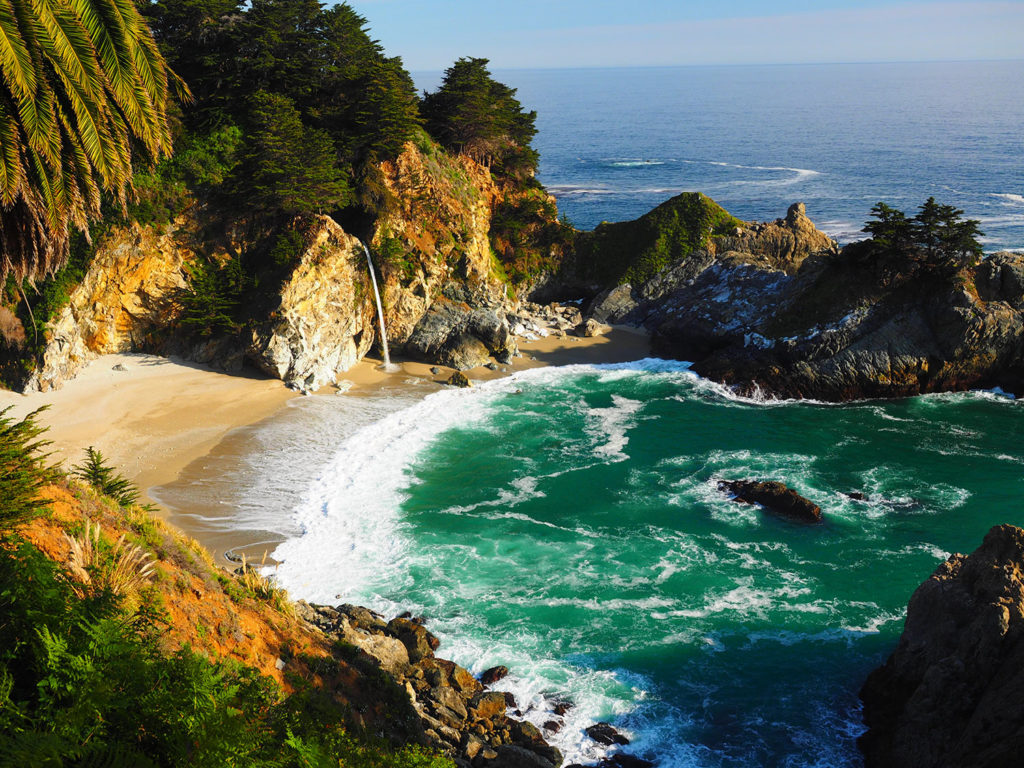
608, 159, 667, 167
990, 192, 1024, 205
586, 394, 644, 461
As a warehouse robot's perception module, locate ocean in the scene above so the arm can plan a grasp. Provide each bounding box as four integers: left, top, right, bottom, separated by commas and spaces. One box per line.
472, 61, 1024, 249
168, 63, 1024, 766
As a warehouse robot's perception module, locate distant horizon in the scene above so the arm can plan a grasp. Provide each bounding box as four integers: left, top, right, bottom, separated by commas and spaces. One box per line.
412, 58, 1024, 76
349, 1, 1023, 71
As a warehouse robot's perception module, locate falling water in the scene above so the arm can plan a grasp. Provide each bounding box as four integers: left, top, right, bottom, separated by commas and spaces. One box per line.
361, 241, 393, 370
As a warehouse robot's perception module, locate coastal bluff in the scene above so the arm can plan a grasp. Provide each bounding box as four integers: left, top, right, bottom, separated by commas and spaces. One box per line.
860, 525, 1024, 768
543, 195, 1024, 401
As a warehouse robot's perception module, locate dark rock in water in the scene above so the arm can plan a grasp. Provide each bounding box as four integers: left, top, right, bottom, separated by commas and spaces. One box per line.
552, 701, 573, 717
860, 524, 1024, 768
481, 665, 510, 686
718, 479, 822, 523
503, 691, 518, 709
446, 371, 471, 388
543, 720, 561, 733
600, 756, 655, 768
844, 491, 868, 501
586, 722, 630, 746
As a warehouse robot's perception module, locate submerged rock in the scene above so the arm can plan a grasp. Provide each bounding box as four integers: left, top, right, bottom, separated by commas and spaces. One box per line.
585, 722, 630, 746
718, 479, 822, 523
481, 665, 510, 686
860, 524, 1024, 768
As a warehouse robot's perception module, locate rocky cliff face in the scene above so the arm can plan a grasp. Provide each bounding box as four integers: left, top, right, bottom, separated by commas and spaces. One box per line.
372, 137, 519, 368
25, 221, 192, 392
859, 524, 1024, 768
22, 137, 524, 392
247, 216, 378, 391
577, 200, 1024, 401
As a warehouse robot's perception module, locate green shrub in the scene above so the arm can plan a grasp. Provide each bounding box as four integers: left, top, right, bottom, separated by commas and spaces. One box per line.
72, 447, 145, 509
0, 407, 52, 527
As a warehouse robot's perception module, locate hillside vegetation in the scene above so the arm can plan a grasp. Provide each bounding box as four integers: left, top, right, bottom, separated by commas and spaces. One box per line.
0, 408, 452, 768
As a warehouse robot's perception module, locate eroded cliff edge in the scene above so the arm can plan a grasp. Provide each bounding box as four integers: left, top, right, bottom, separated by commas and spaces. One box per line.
547, 196, 1024, 401
20, 136, 530, 393
859, 524, 1024, 768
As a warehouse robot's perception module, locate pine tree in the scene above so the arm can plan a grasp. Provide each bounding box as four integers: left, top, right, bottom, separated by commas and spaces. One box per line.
421, 57, 537, 176
236, 91, 350, 217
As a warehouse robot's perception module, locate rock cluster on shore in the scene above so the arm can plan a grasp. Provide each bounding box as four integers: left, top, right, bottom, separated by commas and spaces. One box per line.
860, 524, 1024, 767
296, 602, 564, 768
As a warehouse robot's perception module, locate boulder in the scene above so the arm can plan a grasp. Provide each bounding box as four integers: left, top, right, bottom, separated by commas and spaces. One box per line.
718, 479, 822, 523
859, 524, 1024, 768
387, 617, 440, 663
491, 744, 561, 768
481, 665, 510, 686
585, 722, 630, 746
447, 371, 472, 388
469, 691, 509, 721
402, 296, 517, 370
576, 318, 610, 338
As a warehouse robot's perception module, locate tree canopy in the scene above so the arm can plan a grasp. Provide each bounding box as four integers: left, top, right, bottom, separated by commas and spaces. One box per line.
142, 0, 421, 221
421, 57, 538, 179
861, 197, 984, 274
0, 0, 174, 282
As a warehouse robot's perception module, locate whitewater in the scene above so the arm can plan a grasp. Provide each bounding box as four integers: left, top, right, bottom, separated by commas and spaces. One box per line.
267, 361, 1024, 766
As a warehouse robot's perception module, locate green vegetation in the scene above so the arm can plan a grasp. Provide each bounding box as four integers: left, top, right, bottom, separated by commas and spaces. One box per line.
0, 407, 50, 525
73, 447, 146, 510
0, 0, 173, 283
490, 188, 575, 285
0, 410, 455, 768
421, 57, 538, 181
143, 0, 420, 224
859, 197, 984, 279
571, 192, 743, 286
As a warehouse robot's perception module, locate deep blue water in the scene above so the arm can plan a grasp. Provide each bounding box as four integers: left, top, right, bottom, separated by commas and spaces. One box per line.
419, 62, 1024, 249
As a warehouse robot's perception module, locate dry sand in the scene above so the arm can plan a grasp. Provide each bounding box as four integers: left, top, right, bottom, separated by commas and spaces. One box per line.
0, 353, 297, 497
2, 327, 651, 560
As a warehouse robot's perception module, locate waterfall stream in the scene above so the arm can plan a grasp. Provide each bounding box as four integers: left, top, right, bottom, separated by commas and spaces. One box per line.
361, 241, 394, 370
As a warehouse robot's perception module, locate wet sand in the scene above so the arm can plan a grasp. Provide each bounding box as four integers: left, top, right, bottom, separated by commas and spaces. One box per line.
3, 328, 651, 563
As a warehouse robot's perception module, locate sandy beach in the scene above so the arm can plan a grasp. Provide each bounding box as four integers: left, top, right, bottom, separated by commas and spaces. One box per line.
1, 327, 650, 561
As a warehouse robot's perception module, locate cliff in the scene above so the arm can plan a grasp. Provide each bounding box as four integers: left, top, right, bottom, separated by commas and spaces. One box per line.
557, 196, 1024, 401
16, 135, 525, 393
859, 525, 1024, 768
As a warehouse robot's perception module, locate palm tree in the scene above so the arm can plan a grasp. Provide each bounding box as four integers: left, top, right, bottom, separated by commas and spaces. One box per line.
0, 0, 175, 283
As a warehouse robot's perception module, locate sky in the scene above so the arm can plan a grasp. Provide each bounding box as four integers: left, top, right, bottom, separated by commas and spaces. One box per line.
345, 0, 1024, 70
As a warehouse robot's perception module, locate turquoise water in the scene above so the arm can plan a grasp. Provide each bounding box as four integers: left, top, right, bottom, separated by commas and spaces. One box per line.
273, 362, 1024, 766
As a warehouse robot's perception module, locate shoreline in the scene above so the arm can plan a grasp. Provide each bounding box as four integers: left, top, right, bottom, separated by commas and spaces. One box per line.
1, 327, 651, 563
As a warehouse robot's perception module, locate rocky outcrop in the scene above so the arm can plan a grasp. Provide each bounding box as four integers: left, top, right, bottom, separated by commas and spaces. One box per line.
375, 136, 512, 357
22, 136, 527, 392
297, 602, 562, 768
718, 480, 822, 523
402, 290, 516, 370
25, 221, 192, 392
560, 195, 1024, 401
859, 524, 1024, 768
247, 216, 376, 391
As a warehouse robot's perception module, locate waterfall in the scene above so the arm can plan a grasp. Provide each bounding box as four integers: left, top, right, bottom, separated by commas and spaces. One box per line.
360, 241, 394, 370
